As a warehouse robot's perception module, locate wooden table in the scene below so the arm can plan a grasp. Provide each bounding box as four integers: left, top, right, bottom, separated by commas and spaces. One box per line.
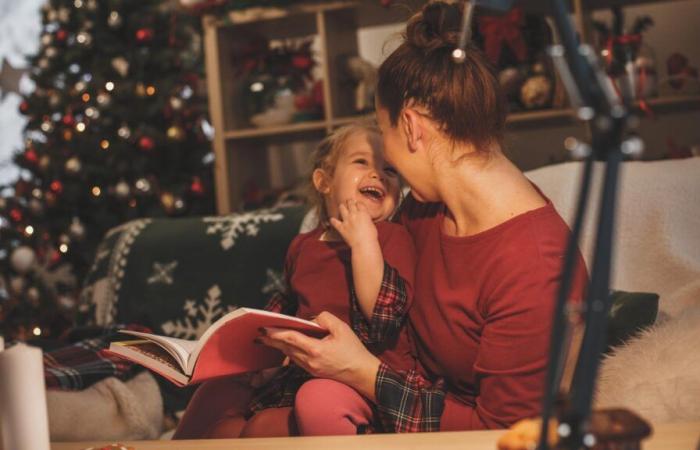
51, 421, 699, 450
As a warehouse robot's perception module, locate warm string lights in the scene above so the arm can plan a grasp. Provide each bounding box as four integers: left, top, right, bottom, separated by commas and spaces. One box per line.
0, 0, 214, 341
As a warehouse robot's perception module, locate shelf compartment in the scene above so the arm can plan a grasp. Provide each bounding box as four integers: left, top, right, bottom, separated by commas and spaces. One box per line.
224, 120, 329, 140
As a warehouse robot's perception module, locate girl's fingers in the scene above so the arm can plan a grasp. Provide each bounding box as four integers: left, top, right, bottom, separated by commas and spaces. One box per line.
338, 202, 349, 221
329, 217, 343, 233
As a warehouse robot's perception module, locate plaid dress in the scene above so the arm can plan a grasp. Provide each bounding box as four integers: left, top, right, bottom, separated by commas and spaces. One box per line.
247, 260, 412, 421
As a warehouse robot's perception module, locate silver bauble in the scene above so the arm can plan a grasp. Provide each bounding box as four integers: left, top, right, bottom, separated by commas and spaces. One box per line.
10, 246, 36, 274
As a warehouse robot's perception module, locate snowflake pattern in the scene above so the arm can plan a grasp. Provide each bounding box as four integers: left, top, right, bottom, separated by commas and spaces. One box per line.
147, 261, 178, 285
261, 268, 285, 295
203, 209, 284, 250
161, 285, 237, 339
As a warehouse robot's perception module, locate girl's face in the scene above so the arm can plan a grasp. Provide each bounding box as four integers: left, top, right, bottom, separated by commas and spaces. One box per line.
315, 131, 400, 222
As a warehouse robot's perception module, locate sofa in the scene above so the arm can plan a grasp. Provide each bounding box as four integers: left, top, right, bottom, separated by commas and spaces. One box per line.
49, 157, 700, 441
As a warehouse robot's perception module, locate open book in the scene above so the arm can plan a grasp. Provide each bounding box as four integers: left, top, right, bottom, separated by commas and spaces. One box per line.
107, 307, 327, 387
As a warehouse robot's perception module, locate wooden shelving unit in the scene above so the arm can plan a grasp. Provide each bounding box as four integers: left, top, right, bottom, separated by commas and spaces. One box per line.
203, 1, 700, 214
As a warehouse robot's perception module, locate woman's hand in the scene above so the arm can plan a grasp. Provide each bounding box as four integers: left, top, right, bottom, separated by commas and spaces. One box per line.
258, 312, 382, 400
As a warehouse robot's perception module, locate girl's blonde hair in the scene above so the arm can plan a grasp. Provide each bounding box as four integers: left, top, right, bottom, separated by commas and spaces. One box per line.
308, 122, 382, 226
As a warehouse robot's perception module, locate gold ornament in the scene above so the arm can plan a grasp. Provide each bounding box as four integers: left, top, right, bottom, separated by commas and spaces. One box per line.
170, 97, 183, 110
115, 180, 130, 198
69, 217, 86, 239
167, 125, 185, 141
39, 155, 51, 171
111, 57, 129, 77
160, 192, 175, 213
65, 157, 82, 174
135, 82, 147, 97
63, 129, 73, 141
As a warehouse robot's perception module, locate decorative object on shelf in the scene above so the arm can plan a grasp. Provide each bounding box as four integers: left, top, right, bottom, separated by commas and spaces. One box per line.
594, 7, 657, 111
235, 35, 322, 127
473, 7, 556, 111
660, 53, 700, 96
342, 56, 378, 114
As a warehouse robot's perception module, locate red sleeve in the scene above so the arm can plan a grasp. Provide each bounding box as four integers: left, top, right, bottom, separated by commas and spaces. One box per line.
350, 223, 416, 344
263, 235, 302, 316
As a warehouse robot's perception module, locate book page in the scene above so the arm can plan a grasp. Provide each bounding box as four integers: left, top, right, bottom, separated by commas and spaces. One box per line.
109, 341, 189, 386
118, 330, 191, 370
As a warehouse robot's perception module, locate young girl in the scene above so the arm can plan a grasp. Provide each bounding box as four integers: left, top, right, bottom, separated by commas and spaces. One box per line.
174, 123, 416, 439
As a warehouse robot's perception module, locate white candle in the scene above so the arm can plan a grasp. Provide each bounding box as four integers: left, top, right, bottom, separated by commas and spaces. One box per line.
0, 343, 51, 450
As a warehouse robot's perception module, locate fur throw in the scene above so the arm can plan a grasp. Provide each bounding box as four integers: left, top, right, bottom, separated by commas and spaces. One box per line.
527, 157, 700, 424
47, 371, 163, 441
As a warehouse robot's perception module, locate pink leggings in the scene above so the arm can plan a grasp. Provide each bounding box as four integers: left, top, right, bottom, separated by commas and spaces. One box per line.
173, 377, 373, 439
172, 377, 296, 439
295, 378, 374, 435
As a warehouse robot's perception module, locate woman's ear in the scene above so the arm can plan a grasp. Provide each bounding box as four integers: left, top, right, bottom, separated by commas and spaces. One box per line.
312, 168, 331, 194
401, 108, 424, 153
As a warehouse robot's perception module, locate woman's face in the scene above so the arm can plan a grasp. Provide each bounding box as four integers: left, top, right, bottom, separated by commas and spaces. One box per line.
375, 102, 435, 203
319, 131, 401, 222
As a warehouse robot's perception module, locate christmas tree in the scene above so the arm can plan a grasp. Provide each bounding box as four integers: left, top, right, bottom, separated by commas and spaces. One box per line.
0, 0, 215, 341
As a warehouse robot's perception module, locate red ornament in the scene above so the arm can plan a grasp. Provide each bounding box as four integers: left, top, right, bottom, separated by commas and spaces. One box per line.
55, 29, 68, 42
477, 7, 528, 65
62, 114, 75, 127
9, 208, 23, 222
291, 55, 313, 70
135, 28, 154, 43
19, 101, 29, 114
25, 149, 39, 164
190, 177, 205, 195
50, 180, 63, 194
50, 249, 62, 265
138, 136, 155, 151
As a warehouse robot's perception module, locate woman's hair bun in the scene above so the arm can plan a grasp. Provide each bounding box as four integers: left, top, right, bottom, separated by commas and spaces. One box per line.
405, 1, 463, 51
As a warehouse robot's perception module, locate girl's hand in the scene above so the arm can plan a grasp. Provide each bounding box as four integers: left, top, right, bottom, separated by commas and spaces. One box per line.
258, 312, 381, 400
330, 200, 378, 249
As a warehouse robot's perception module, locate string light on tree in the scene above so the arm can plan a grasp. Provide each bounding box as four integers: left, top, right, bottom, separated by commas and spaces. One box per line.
117, 125, 132, 140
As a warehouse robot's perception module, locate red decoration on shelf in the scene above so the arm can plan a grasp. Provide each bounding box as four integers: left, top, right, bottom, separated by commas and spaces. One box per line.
25, 149, 39, 164
292, 55, 313, 71
138, 136, 155, 151
190, 176, 204, 195
136, 28, 154, 43
667, 53, 699, 90
9, 208, 23, 222
50, 180, 63, 194
477, 7, 528, 66
55, 29, 68, 42
62, 114, 75, 127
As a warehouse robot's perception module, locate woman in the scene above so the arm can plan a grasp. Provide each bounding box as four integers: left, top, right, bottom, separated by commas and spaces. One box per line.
259, 0, 588, 433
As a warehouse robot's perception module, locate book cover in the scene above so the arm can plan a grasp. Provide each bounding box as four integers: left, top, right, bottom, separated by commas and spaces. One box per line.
107, 308, 326, 386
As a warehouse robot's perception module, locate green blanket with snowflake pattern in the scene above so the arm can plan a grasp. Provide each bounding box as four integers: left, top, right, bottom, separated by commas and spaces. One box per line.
77, 205, 306, 339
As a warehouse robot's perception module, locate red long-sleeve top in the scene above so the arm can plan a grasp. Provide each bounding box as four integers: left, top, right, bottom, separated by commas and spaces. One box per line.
374, 194, 588, 432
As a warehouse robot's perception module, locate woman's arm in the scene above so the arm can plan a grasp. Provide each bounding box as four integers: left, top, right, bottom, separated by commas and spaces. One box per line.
259, 312, 447, 433
259, 312, 382, 400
